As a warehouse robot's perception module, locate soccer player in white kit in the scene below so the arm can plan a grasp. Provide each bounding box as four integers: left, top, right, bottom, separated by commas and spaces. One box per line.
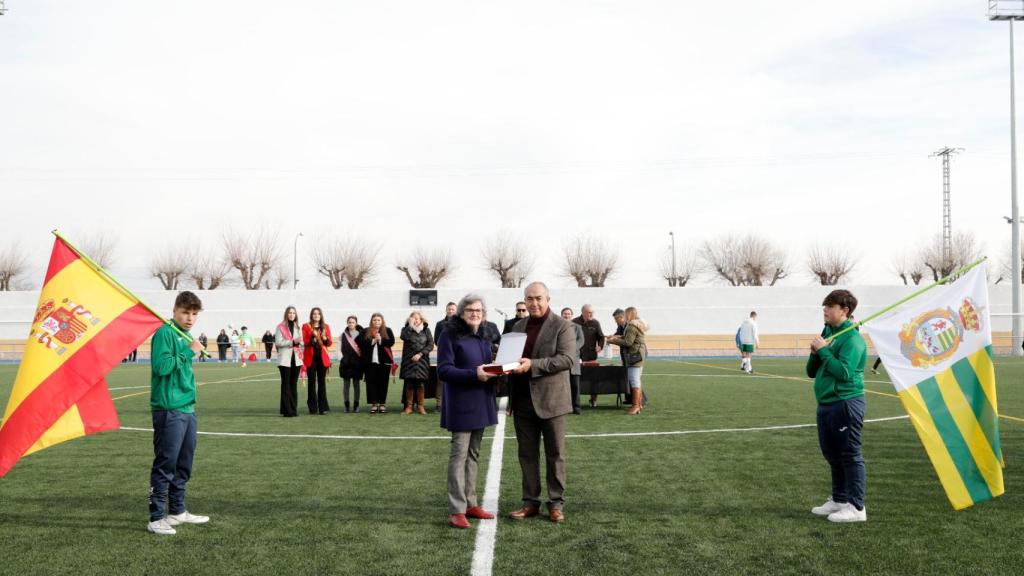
738, 311, 759, 374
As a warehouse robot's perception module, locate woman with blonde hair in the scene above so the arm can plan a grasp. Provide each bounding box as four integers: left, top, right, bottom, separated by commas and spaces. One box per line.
400, 311, 434, 415
606, 307, 648, 416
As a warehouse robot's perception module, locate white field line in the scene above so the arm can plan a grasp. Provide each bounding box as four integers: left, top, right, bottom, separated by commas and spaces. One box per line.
471, 397, 509, 576
631, 373, 893, 385
117, 414, 910, 441
118, 426, 453, 440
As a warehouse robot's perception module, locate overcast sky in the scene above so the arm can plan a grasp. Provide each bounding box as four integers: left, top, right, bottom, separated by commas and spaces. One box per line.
0, 1, 1019, 290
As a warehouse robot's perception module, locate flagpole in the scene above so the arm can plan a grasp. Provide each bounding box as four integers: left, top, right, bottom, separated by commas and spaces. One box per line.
825, 256, 989, 343
51, 230, 208, 356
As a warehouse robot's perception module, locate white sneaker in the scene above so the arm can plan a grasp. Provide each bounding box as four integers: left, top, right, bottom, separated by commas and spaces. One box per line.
827, 503, 866, 523
811, 497, 843, 516
167, 511, 210, 526
147, 518, 177, 535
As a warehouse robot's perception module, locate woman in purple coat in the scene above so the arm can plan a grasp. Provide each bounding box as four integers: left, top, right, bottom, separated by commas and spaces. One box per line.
436, 293, 499, 529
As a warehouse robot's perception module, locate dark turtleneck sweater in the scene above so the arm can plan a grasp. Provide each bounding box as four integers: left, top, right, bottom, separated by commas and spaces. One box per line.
512, 308, 550, 411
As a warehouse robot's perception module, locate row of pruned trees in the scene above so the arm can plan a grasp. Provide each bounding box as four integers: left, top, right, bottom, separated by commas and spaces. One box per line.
890, 231, 988, 285
0, 229, 1016, 291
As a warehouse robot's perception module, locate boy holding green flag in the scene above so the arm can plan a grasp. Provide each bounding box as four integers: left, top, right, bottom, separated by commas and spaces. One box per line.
806, 289, 867, 523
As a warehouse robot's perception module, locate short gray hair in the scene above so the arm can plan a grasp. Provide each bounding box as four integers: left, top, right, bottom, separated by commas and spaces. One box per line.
524, 281, 549, 297
456, 293, 487, 317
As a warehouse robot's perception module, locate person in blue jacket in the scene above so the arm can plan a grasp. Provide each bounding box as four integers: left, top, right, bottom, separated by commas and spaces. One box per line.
436, 293, 499, 529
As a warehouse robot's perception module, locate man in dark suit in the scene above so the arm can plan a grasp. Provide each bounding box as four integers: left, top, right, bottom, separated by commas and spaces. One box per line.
574, 304, 605, 408
434, 302, 457, 342
503, 301, 528, 334
508, 281, 577, 524
432, 302, 458, 411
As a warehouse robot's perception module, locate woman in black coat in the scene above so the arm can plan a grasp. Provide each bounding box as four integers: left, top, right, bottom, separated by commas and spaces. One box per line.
262, 330, 275, 361
338, 315, 365, 413
216, 329, 230, 362
400, 311, 434, 415
359, 312, 396, 414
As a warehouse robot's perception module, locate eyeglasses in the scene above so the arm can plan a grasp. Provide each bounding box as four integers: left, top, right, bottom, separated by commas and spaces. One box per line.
464, 308, 484, 315
516, 309, 527, 313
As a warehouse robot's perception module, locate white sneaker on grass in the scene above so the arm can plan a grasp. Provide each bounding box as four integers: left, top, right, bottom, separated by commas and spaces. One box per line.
827, 503, 866, 523
147, 518, 177, 535
167, 511, 210, 526
811, 497, 843, 516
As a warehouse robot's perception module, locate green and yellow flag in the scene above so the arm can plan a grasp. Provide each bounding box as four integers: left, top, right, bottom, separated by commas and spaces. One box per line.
865, 266, 1002, 509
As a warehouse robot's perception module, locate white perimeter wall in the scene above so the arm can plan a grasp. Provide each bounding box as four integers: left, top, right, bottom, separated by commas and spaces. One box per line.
0, 284, 1015, 340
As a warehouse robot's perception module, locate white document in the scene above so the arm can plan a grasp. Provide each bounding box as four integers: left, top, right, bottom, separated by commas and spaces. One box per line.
483, 332, 526, 374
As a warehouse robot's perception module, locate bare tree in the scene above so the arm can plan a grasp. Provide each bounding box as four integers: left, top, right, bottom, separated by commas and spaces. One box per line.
78, 231, 118, 268
311, 235, 381, 289
151, 245, 190, 290
481, 231, 535, 288
891, 250, 925, 286
995, 241, 1023, 284
659, 246, 699, 287
0, 242, 29, 291
264, 263, 292, 290
562, 235, 618, 287
311, 236, 346, 289
700, 234, 746, 286
222, 227, 284, 290
920, 231, 984, 281
188, 249, 233, 290
341, 241, 381, 289
701, 234, 788, 286
396, 248, 454, 288
806, 244, 857, 286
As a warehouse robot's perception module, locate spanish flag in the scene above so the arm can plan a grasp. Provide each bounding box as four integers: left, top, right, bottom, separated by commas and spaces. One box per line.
0, 235, 165, 477
865, 266, 1003, 509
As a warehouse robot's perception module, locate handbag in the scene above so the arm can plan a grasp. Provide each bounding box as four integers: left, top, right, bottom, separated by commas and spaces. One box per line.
625, 350, 643, 366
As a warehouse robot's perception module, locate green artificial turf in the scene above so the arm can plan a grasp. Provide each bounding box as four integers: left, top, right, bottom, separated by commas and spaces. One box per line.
0, 358, 1021, 575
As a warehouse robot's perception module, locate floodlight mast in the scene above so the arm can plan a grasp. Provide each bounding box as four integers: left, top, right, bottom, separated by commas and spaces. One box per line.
990, 1, 1024, 356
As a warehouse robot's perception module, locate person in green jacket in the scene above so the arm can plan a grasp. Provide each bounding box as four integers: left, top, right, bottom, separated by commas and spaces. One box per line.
806, 289, 868, 523
147, 291, 210, 536
239, 326, 257, 367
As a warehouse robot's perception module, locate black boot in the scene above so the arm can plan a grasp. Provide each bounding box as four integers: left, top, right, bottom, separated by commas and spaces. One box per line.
344, 401, 351, 413
352, 401, 360, 413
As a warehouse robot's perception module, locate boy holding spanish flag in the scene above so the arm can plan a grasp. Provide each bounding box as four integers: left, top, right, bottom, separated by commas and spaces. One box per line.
147, 291, 210, 536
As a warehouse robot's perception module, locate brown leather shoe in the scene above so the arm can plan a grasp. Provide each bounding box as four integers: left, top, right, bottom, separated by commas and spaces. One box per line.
549, 509, 565, 523
507, 505, 540, 520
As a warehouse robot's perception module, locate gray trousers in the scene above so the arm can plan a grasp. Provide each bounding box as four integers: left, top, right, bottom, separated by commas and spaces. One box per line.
448, 429, 484, 514
513, 410, 566, 510
342, 377, 361, 404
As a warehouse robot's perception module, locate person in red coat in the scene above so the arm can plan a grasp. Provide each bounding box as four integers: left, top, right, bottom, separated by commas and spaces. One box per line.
302, 307, 333, 415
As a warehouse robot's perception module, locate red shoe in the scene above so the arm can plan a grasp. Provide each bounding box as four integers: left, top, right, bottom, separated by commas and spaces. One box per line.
465, 506, 495, 520
448, 514, 471, 529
